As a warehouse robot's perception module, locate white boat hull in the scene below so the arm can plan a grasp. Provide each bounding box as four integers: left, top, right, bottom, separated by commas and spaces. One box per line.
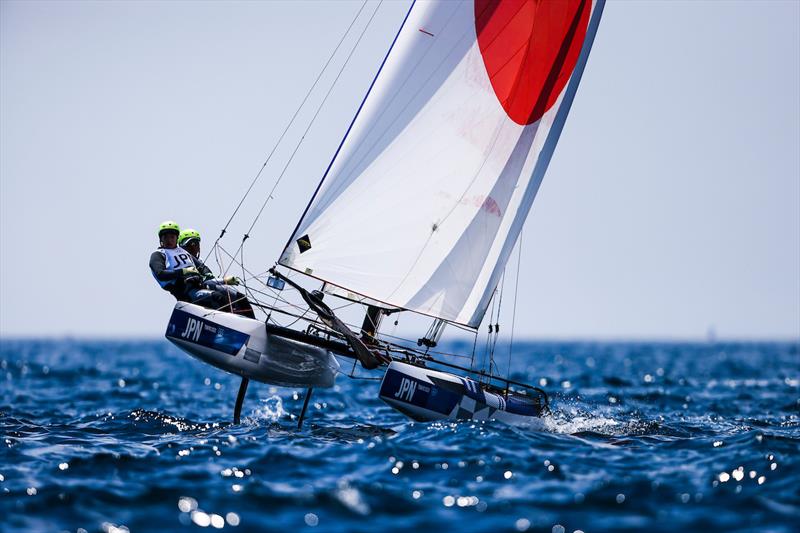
165, 302, 339, 388
379, 361, 546, 423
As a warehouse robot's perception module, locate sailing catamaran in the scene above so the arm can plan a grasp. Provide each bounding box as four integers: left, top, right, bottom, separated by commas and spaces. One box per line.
164, 0, 605, 426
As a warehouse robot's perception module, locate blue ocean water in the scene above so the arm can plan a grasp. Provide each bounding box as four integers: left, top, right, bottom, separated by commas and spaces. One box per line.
1, 339, 798, 532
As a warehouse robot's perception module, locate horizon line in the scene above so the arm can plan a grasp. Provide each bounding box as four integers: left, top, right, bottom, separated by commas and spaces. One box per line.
1, 334, 798, 344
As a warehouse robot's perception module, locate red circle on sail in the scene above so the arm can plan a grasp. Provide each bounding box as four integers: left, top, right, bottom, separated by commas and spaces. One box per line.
475, 0, 591, 125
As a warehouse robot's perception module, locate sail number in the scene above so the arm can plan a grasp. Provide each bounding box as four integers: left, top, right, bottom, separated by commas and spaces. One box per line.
394, 377, 417, 402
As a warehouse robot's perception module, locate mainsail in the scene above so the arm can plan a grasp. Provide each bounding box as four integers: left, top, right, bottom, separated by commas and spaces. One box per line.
279, 0, 605, 328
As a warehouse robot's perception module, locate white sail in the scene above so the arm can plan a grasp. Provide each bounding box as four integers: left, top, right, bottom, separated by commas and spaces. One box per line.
280, 0, 605, 327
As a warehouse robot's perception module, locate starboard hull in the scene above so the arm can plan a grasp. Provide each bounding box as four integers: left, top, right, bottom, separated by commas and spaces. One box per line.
379, 361, 546, 423
165, 302, 339, 388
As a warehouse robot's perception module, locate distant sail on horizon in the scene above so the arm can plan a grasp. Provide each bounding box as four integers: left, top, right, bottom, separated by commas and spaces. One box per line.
280, 0, 606, 327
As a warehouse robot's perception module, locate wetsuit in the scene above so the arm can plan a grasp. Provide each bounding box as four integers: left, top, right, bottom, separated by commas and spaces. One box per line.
151, 246, 254, 317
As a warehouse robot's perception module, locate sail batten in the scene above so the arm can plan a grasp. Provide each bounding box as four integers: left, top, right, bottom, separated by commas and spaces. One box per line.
279, 0, 605, 327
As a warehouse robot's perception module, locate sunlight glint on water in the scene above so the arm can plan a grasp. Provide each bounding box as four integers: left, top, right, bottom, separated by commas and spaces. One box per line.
0, 339, 797, 532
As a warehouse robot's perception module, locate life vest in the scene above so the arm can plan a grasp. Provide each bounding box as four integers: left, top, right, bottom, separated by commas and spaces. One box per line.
153, 246, 196, 288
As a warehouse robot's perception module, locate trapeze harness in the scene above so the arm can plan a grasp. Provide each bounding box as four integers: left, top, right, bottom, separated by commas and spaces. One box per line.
153, 246, 196, 292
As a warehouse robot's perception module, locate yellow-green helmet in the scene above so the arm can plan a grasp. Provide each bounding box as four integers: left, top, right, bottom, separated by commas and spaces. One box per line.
179, 228, 201, 246
158, 220, 180, 238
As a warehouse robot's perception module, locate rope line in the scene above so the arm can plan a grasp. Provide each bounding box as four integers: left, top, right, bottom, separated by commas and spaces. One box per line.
222, 0, 385, 277
205, 0, 370, 262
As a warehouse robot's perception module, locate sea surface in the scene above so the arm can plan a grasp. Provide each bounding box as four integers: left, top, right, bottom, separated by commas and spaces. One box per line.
1, 339, 798, 532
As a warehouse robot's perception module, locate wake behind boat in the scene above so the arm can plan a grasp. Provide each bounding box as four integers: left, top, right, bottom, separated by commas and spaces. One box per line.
158, 0, 605, 427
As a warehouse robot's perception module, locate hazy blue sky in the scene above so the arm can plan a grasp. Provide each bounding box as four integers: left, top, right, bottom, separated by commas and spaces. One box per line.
1, 0, 798, 339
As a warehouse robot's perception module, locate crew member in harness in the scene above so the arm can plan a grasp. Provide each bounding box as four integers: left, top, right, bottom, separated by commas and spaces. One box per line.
149, 221, 201, 301
177, 227, 255, 318
178, 228, 239, 287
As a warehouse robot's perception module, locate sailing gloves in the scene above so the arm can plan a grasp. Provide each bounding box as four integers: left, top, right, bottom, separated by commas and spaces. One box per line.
223, 276, 241, 286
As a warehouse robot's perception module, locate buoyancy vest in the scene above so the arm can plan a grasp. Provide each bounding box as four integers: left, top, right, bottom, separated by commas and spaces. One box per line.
153, 246, 196, 288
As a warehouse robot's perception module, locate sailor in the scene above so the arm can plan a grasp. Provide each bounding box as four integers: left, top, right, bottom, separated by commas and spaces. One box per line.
177, 227, 255, 318
178, 228, 239, 287
149, 221, 202, 301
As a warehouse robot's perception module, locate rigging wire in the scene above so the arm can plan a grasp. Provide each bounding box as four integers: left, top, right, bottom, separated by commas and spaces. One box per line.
480, 290, 497, 379
212, 245, 302, 314
488, 270, 505, 378
238, 244, 268, 320
204, 0, 370, 262
507, 232, 523, 378
280, 0, 416, 255
212, 239, 226, 286
222, 0, 385, 277
316, 2, 463, 206
469, 328, 479, 371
